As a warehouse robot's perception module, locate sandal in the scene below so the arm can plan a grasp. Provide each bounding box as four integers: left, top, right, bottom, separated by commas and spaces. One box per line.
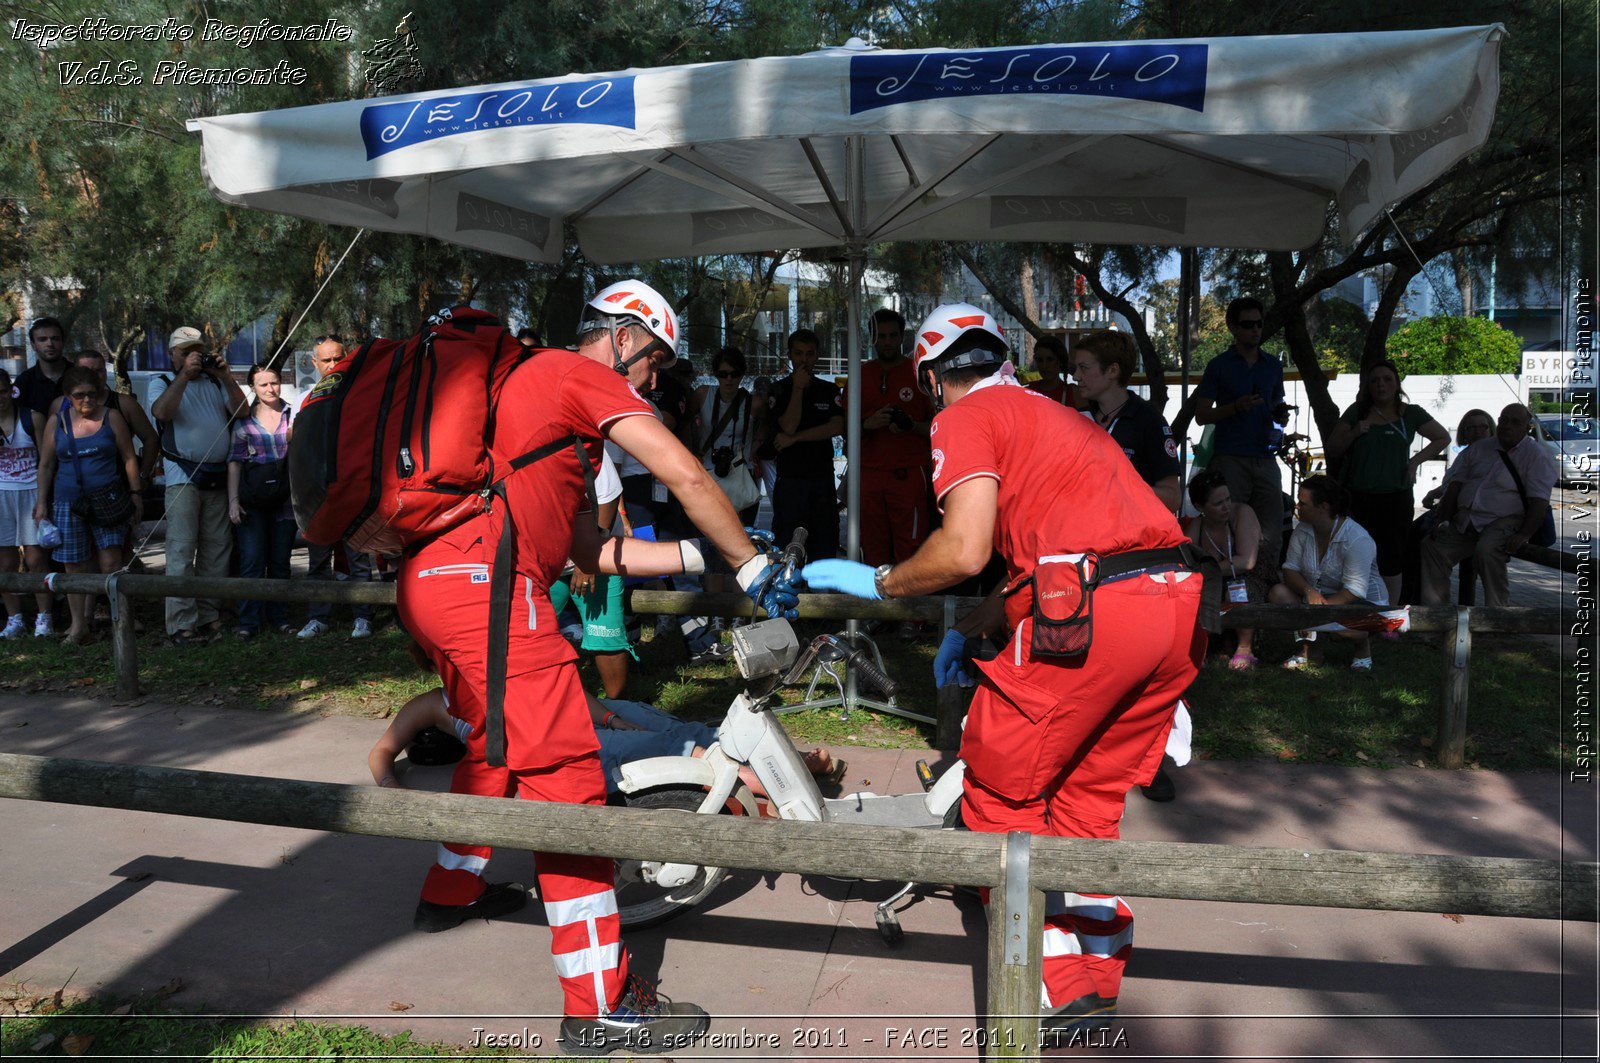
1282, 654, 1311, 671
168, 630, 201, 647
1350, 656, 1374, 673
1228, 653, 1259, 672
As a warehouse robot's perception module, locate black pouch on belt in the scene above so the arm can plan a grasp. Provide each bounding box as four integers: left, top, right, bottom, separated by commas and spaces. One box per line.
1030, 555, 1097, 659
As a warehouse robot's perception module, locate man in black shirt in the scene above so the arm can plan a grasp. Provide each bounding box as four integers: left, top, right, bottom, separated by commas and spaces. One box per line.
16, 318, 67, 416
768, 329, 843, 560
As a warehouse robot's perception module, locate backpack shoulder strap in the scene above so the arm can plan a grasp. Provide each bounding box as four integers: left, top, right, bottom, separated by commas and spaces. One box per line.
481, 434, 597, 768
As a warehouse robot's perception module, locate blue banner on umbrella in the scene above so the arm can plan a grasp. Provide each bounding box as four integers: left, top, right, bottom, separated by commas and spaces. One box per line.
361, 76, 637, 159
850, 44, 1207, 115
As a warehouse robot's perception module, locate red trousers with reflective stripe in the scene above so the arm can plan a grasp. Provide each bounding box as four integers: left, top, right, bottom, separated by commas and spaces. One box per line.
858, 465, 929, 567
960, 574, 1203, 1006
398, 531, 629, 1017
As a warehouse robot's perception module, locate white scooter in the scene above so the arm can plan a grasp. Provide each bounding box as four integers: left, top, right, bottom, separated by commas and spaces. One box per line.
612, 540, 965, 939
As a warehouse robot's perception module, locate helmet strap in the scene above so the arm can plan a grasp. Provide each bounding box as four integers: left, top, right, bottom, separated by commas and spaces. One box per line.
609, 324, 656, 377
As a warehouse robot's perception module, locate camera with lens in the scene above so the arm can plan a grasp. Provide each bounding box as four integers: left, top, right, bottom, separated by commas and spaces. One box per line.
711, 446, 736, 478
888, 407, 913, 431
202, 352, 226, 371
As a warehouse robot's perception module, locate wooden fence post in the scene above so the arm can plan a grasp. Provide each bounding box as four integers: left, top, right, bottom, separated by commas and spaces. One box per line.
985, 832, 1044, 1061
1437, 607, 1471, 769
108, 574, 139, 699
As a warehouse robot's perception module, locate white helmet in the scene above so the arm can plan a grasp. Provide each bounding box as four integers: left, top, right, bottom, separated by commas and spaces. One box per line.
912, 303, 1008, 396
580, 279, 679, 369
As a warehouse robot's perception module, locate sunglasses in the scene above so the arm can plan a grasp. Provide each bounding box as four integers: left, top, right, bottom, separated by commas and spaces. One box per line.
1235, 319, 1264, 329
716, 370, 741, 379
68, 391, 100, 401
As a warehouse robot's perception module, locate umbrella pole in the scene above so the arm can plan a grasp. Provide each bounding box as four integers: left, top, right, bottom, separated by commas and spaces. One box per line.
1179, 246, 1196, 478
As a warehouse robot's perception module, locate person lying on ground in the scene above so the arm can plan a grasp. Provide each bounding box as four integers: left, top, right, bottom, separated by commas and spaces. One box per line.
369, 687, 845, 798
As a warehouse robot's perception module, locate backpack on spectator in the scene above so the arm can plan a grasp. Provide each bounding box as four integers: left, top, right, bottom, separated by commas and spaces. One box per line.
289, 306, 559, 554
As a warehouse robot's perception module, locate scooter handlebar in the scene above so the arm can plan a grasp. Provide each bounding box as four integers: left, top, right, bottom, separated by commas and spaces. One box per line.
846, 645, 899, 699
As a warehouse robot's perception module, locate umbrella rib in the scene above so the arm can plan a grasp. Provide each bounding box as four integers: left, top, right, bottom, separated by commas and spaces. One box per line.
625, 149, 844, 241
669, 147, 847, 240
569, 156, 661, 223
872, 135, 1105, 241
888, 135, 921, 186
799, 138, 850, 237
1126, 135, 1337, 198
864, 133, 1003, 238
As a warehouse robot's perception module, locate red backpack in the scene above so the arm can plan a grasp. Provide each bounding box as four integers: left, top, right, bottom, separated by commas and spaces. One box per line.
289, 306, 534, 554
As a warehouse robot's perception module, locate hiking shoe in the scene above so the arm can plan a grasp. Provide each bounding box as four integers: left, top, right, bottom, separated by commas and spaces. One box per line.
413, 881, 527, 933
33, 614, 54, 638
297, 619, 330, 639
689, 640, 729, 665
350, 618, 373, 639
558, 974, 710, 1056
0, 615, 25, 640
1040, 992, 1118, 1047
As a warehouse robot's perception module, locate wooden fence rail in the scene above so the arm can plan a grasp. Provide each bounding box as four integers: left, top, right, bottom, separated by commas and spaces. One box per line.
0, 573, 1571, 768
0, 752, 1593, 1060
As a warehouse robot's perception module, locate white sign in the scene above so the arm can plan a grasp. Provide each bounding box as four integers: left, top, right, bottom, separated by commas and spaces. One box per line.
1522, 352, 1596, 390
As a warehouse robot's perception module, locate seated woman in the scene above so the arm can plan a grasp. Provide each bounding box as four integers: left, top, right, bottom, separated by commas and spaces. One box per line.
1185, 469, 1275, 670
1270, 475, 1387, 673
369, 687, 846, 800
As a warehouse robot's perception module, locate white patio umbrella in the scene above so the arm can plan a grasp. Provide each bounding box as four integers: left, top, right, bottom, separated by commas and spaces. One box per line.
189, 25, 1503, 564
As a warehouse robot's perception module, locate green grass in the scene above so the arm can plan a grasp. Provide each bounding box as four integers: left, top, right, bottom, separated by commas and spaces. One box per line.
640, 623, 1571, 771
0, 599, 1571, 771
0, 990, 548, 1059
1185, 632, 1571, 771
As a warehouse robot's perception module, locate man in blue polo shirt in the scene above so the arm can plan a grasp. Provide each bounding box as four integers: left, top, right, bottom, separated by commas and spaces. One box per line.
1194, 297, 1289, 562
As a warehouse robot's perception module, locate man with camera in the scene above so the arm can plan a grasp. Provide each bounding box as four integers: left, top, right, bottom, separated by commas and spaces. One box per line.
148, 326, 248, 644
849, 308, 934, 586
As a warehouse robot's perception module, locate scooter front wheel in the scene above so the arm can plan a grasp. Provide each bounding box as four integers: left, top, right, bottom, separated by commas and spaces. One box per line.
615, 786, 731, 929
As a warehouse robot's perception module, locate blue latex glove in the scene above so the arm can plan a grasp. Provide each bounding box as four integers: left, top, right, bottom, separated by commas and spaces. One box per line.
800, 559, 882, 600
934, 628, 973, 689
746, 560, 800, 620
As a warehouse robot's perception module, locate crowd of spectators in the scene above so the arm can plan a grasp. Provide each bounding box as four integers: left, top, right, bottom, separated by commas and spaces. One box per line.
0, 309, 1562, 676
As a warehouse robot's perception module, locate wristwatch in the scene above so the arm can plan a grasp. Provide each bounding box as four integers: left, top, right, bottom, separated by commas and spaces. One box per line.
874, 564, 893, 598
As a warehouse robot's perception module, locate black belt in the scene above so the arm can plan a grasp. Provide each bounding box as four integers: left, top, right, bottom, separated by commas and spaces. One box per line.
1093, 544, 1201, 587
1005, 543, 1221, 633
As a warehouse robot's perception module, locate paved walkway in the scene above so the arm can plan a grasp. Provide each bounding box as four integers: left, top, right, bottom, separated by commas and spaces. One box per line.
2, 695, 1594, 1060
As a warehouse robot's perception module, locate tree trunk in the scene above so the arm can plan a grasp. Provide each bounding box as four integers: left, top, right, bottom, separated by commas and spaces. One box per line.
1058, 248, 1168, 410
734, 254, 784, 354
1019, 254, 1040, 353
1451, 248, 1475, 318
953, 246, 1042, 340
1267, 252, 1339, 441
1365, 259, 1422, 369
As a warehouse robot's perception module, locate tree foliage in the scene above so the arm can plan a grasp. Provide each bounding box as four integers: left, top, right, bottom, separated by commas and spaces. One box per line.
1386, 315, 1523, 376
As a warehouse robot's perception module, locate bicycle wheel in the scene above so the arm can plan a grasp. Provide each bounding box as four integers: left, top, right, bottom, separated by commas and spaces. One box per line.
614, 786, 731, 929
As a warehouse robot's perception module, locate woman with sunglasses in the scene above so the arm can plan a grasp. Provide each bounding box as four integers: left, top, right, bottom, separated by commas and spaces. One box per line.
693, 346, 760, 525
32, 366, 142, 644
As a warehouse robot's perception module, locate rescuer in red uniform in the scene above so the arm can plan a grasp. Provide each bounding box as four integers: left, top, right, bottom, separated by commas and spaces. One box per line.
804, 303, 1206, 1043
398, 280, 797, 1056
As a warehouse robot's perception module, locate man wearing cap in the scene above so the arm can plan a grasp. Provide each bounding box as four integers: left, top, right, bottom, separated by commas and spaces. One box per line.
396, 280, 796, 1056
148, 327, 247, 644
804, 303, 1205, 1046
